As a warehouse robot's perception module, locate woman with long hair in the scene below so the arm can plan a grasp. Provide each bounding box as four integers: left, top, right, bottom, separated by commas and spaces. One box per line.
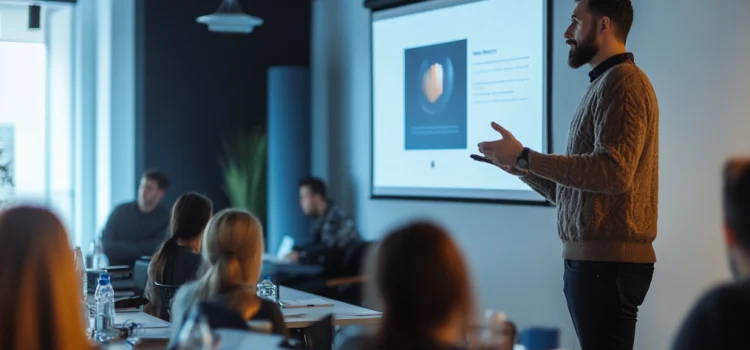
342, 221, 476, 350
0, 206, 93, 349
168, 209, 288, 344
144, 192, 212, 319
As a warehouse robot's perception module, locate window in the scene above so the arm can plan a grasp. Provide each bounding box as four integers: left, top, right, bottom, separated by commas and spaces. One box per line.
0, 4, 75, 236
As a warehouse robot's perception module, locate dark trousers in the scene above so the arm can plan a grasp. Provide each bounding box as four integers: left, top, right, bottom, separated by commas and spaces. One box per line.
563, 260, 654, 350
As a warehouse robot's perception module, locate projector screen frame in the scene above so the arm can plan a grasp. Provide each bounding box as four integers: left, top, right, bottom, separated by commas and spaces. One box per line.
368, 0, 554, 206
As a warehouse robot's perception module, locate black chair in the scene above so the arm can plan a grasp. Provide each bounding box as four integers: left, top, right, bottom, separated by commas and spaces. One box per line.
152, 281, 179, 321
132, 256, 151, 296
324, 241, 373, 306
303, 314, 334, 350
114, 256, 152, 309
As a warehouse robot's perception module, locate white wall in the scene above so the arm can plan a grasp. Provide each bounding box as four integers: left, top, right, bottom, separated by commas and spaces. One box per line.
0, 4, 44, 43
312, 0, 750, 349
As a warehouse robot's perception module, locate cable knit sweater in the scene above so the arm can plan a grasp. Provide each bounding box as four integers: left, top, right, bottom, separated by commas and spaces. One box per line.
522, 55, 659, 263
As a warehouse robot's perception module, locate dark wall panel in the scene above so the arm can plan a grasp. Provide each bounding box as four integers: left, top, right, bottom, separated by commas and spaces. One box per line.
136, 0, 311, 213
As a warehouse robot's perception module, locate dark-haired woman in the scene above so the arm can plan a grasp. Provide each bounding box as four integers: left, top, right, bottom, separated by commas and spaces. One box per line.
341, 221, 476, 350
144, 192, 213, 320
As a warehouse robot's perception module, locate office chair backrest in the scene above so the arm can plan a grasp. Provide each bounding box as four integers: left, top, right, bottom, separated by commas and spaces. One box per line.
304, 314, 334, 350
152, 282, 179, 321
132, 256, 151, 297
342, 241, 373, 276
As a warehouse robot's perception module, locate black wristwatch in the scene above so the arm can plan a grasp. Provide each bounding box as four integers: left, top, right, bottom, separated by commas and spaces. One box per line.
516, 147, 531, 170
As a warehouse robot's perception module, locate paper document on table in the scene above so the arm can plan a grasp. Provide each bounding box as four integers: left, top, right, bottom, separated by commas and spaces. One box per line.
115, 307, 141, 313
280, 298, 334, 308
335, 312, 382, 317
115, 320, 171, 329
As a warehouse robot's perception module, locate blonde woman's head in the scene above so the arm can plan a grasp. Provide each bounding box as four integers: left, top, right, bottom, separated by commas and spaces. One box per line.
0, 206, 90, 350
194, 209, 264, 300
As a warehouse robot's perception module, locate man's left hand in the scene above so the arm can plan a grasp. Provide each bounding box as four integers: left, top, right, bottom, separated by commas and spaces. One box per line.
477, 122, 525, 166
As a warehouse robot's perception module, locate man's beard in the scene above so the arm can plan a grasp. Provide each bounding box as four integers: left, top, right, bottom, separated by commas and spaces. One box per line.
567, 29, 599, 68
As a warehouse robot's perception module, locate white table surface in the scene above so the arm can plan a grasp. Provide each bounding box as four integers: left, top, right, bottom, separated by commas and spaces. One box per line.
97, 286, 381, 348
280, 286, 381, 328
105, 327, 287, 350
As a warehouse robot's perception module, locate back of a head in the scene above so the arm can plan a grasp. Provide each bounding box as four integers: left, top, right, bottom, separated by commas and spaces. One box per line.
724, 159, 750, 250
194, 209, 264, 308
171, 192, 213, 238
0, 206, 90, 350
151, 192, 213, 283
375, 221, 474, 348
579, 0, 634, 43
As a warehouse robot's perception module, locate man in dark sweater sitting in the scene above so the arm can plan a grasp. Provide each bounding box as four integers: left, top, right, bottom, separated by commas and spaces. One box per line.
101, 169, 171, 266
672, 159, 750, 350
287, 177, 362, 275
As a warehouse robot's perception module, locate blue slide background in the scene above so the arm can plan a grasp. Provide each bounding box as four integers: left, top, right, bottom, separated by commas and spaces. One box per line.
404, 39, 468, 150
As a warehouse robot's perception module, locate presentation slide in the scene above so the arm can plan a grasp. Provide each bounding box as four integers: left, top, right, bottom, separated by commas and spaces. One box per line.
371, 0, 548, 202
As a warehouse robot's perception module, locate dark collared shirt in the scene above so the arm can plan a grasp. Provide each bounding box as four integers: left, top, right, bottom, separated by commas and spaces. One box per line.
589, 52, 635, 82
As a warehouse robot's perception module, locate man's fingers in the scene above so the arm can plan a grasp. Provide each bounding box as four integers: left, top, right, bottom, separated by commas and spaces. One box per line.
478, 142, 492, 152
491, 122, 512, 139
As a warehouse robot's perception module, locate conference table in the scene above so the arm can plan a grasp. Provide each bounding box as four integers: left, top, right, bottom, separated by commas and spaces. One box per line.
95, 286, 381, 349
279, 286, 381, 328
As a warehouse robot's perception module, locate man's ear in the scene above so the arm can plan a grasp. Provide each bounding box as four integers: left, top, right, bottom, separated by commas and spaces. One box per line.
724, 224, 738, 247
600, 16, 610, 33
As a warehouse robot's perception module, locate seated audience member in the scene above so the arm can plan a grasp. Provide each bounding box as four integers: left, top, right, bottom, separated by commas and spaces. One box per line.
0, 207, 93, 350
169, 209, 288, 346
144, 192, 213, 320
340, 221, 476, 350
287, 177, 361, 276
102, 168, 171, 266
672, 159, 750, 350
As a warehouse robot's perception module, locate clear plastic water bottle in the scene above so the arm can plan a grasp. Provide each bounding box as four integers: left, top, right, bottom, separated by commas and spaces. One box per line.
92, 240, 110, 269
177, 310, 214, 350
74, 247, 89, 330
256, 275, 277, 302
94, 273, 116, 337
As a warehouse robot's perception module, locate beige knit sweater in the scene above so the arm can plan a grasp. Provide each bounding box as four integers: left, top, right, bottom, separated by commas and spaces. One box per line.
522, 60, 659, 263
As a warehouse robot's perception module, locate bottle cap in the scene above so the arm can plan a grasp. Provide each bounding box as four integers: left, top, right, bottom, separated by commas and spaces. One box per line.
98, 277, 110, 286
263, 275, 270, 280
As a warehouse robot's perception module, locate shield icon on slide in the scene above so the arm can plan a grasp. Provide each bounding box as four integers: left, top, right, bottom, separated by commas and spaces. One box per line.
417, 57, 455, 115
422, 63, 444, 103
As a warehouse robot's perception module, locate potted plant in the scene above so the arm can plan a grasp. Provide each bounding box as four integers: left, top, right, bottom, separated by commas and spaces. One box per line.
218, 127, 267, 224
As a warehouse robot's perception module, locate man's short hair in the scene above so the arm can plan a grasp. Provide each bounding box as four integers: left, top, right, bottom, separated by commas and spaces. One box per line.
577, 0, 634, 43
142, 168, 170, 190
724, 159, 750, 250
299, 177, 326, 198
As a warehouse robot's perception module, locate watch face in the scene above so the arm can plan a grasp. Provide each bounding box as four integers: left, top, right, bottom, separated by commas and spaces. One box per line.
518, 159, 529, 170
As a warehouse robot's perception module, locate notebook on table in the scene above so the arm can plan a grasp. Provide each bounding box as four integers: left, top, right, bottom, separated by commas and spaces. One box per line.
279, 298, 334, 309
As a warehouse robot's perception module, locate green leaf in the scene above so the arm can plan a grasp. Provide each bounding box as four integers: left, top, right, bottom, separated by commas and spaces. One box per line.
218, 127, 267, 224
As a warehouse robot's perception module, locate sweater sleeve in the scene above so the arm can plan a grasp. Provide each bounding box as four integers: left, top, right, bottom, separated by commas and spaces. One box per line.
520, 173, 557, 204
528, 72, 652, 194
101, 206, 140, 265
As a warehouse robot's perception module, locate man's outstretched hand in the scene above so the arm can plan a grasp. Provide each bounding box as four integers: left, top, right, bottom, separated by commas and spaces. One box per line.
476, 122, 525, 166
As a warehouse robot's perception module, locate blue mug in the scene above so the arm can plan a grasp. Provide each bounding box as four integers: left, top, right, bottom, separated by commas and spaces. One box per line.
519, 327, 559, 350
